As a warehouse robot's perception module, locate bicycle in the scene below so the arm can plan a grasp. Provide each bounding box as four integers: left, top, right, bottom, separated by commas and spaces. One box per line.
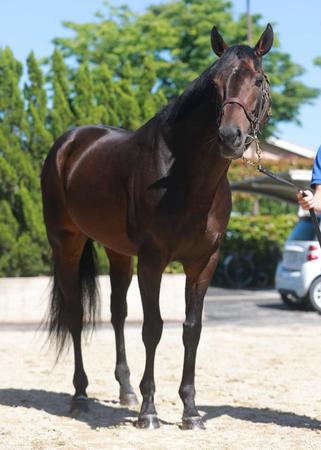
223, 252, 269, 288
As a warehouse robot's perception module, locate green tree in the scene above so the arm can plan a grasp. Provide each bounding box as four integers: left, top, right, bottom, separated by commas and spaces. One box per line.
0, 47, 27, 137
93, 63, 119, 126
49, 49, 74, 138
0, 200, 19, 274
137, 55, 159, 122
0, 48, 49, 276
116, 61, 141, 130
314, 56, 321, 67
72, 60, 100, 125
263, 51, 319, 136
24, 51, 52, 166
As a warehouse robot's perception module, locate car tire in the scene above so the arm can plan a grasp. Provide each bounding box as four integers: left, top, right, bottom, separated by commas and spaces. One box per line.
308, 277, 321, 313
280, 293, 310, 310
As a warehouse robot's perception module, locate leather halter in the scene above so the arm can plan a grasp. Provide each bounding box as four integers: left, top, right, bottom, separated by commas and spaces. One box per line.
217, 71, 271, 140
220, 97, 258, 125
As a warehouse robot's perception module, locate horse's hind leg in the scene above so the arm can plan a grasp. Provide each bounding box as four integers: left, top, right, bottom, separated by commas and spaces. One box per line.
105, 248, 138, 406
49, 231, 93, 414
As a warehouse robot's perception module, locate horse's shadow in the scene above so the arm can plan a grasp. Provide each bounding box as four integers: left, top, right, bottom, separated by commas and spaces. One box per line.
199, 405, 321, 430
0, 388, 138, 429
1, 389, 320, 430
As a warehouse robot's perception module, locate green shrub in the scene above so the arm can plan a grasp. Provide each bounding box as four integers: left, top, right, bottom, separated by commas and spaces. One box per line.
212, 214, 298, 287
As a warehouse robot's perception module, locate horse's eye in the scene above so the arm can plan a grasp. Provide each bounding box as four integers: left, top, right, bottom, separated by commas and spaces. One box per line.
255, 75, 264, 87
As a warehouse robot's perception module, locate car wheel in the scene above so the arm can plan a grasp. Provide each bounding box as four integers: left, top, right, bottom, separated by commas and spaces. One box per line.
280, 293, 309, 310
308, 277, 321, 313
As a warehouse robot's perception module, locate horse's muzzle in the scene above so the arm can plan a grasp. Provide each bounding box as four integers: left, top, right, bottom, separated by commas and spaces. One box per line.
218, 125, 245, 159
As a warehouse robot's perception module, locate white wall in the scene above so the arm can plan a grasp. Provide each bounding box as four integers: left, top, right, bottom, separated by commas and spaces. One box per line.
0, 274, 186, 324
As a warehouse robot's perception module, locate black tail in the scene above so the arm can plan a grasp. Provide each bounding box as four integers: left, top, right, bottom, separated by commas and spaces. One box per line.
46, 239, 100, 357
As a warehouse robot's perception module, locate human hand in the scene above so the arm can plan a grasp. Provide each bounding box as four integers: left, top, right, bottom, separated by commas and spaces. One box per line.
297, 190, 314, 210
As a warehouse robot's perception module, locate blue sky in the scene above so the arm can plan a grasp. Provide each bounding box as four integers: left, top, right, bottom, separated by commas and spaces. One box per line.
0, 0, 320, 151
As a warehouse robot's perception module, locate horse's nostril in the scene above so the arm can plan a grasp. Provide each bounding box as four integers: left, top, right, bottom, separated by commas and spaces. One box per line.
219, 126, 242, 147
234, 128, 242, 145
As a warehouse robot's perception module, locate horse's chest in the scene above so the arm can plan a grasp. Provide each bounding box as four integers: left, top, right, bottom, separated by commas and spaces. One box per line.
133, 169, 231, 258
151, 207, 221, 257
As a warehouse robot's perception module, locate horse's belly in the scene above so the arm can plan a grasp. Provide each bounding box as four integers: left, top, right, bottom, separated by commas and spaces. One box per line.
65, 189, 137, 256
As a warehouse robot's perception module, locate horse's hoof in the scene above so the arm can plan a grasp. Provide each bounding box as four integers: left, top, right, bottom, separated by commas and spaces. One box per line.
181, 416, 205, 430
120, 392, 139, 407
135, 414, 160, 429
69, 395, 89, 416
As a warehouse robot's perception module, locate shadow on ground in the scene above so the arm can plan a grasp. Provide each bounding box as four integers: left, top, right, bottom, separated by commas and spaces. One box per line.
0, 388, 138, 429
1, 389, 320, 431
257, 303, 312, 312
199, 405, 321, 430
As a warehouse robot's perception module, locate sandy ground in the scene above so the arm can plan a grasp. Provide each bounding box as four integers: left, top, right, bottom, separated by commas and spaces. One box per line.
1, 324, 321, 450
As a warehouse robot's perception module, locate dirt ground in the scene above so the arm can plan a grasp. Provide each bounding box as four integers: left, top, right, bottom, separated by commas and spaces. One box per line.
1, 323, 321, 450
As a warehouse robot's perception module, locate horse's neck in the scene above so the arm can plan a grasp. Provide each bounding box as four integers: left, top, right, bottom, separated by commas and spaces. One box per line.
162, 96, 230, 204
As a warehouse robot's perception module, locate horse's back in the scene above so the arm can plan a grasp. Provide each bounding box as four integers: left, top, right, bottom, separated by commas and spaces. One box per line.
43, 125, 131, 175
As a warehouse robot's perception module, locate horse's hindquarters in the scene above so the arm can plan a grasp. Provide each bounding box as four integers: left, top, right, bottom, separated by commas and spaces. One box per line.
65, 160, 136, 255
42, 126, 137, 256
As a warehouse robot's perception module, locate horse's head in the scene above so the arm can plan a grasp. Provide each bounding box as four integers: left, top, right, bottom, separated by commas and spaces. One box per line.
211, 24, 273, 160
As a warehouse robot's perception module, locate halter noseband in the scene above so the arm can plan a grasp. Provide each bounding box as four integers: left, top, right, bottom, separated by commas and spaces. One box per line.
220, 97, 258, 125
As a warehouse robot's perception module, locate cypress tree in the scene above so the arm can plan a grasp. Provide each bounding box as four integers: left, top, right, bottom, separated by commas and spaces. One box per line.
0, 47, 27, 137
72, 60, 99, 125
117, 61, 141, 130
137, 55, 158, 122
49, 49, 74, 138
93, 64, 119, 126
24, 51, 52, 166
24, 52, 47, 119
0, 200, 19, 275
0, 48, 49, 276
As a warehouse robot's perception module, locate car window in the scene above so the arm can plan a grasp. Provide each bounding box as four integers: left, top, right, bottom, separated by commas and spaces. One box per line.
288, 217, 320, 241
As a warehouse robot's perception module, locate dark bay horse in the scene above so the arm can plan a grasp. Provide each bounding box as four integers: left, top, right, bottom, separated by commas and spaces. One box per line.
41, 24, 273, 430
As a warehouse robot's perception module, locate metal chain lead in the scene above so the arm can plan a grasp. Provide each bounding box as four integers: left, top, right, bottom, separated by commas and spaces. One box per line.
242, 132, 263, 169
241, 72, 271, 170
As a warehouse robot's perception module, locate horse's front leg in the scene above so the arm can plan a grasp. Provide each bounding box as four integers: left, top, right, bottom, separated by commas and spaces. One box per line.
136, 245, 165, 429
179, 251, 219, 430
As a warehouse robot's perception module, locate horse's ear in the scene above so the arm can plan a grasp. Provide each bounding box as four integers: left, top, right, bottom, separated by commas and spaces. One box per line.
211, 26, 229, 57
254, 24, 274, 57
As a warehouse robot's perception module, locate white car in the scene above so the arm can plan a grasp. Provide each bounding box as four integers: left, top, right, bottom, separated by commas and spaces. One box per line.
275, 213, 321, 312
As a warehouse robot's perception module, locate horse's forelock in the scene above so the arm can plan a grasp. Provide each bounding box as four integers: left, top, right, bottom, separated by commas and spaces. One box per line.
216, 45, 262, 72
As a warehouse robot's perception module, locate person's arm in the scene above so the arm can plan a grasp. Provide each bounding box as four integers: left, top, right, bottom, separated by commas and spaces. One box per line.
297, 185, 321, 212
297, 146, 321, 212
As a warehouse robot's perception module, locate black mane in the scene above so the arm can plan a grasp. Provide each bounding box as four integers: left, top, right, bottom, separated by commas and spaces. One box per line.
158, 64, 216, 124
